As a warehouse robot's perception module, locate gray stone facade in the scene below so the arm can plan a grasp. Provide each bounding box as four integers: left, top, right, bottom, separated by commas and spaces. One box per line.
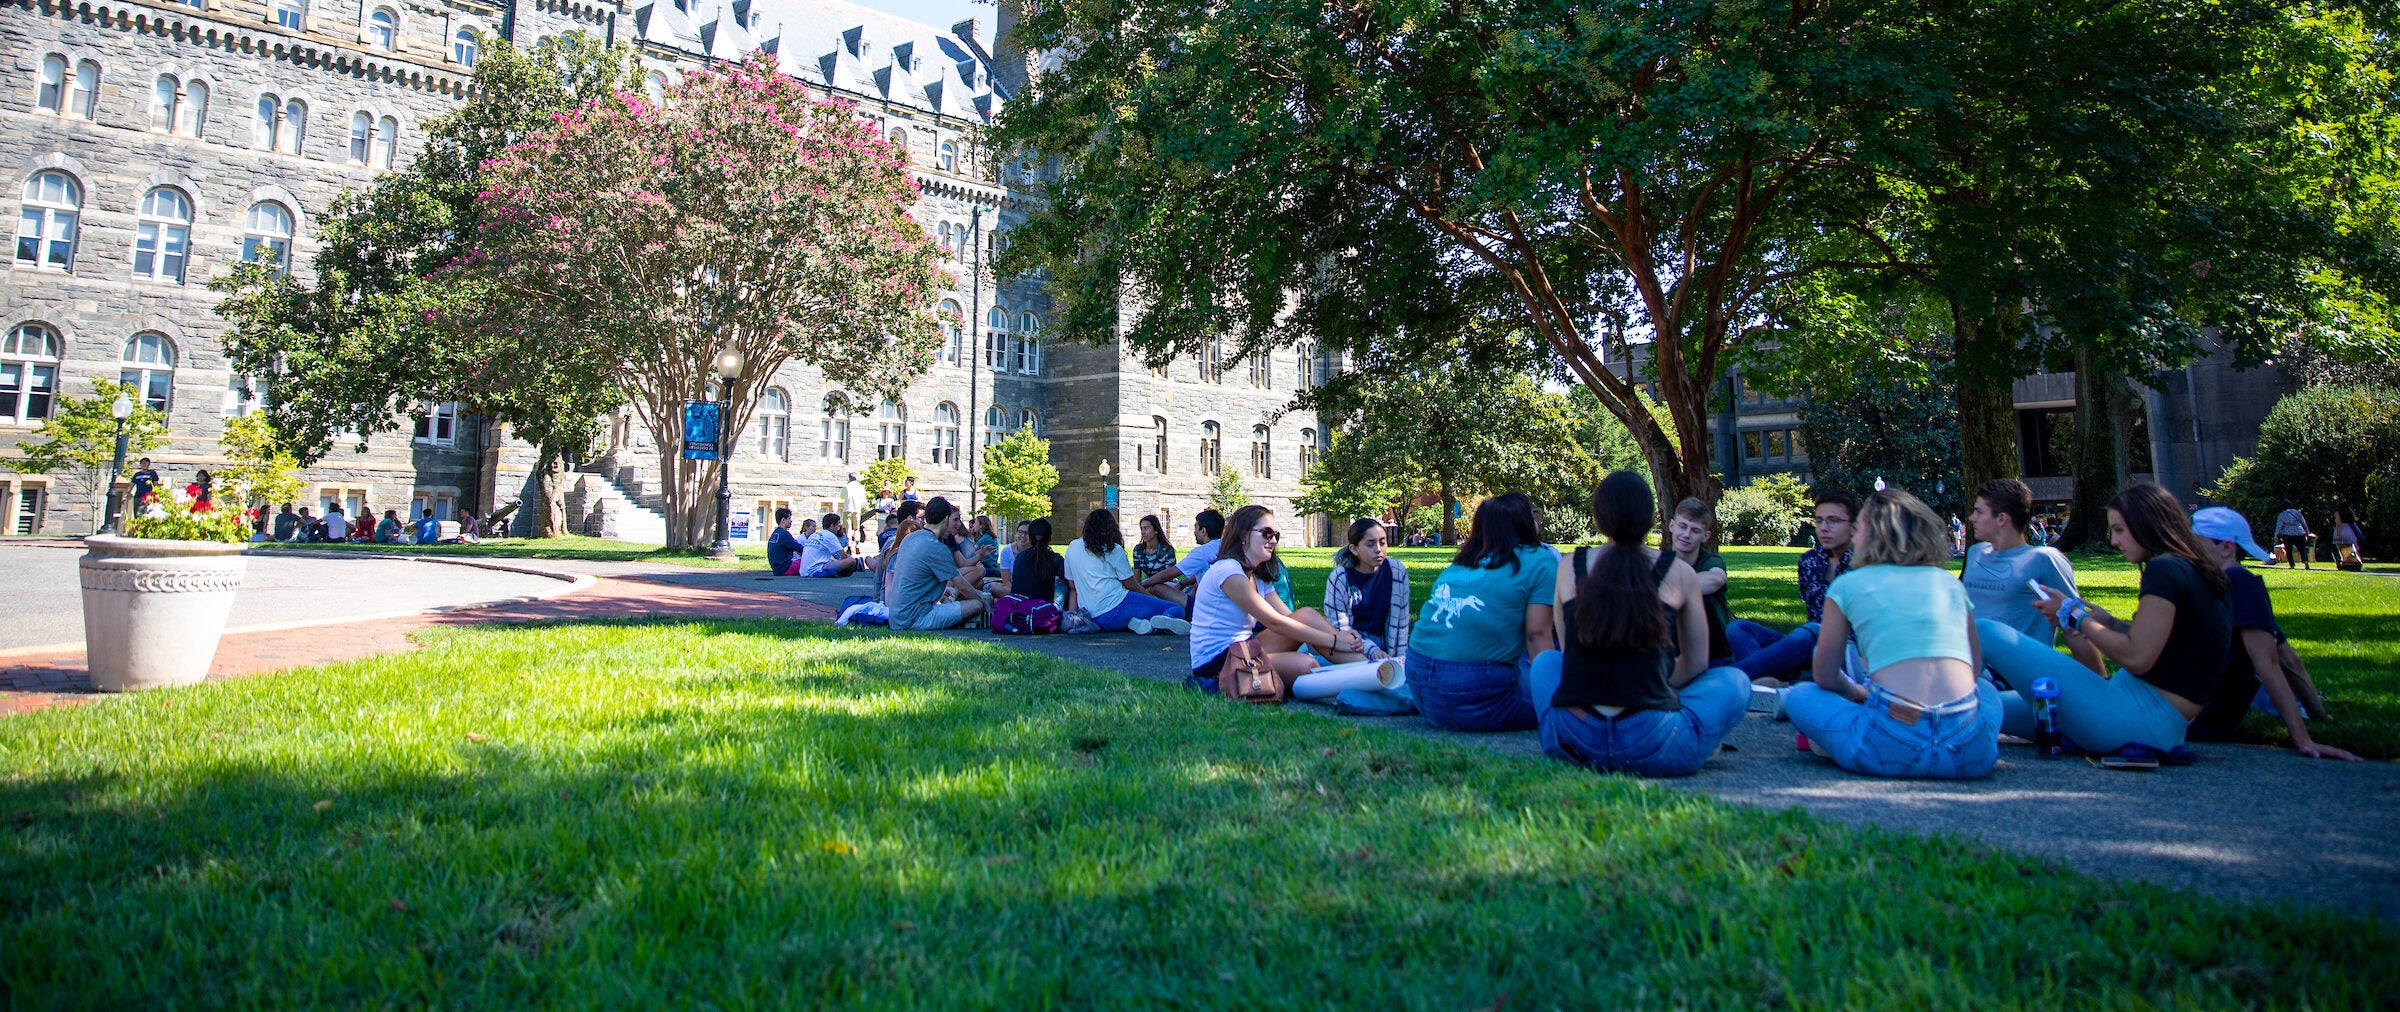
1, 0, 1326, 542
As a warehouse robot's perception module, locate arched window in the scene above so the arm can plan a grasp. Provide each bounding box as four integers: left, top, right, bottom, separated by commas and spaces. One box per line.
888, 127, 909, 159
132, 187, 193, 285
984, 405, 1006, 445
937, 140, 956, 172
120, 333, 177, 413
984, 306, 1008, 370
933, 402, 960, 467
453, 29, 478, 67
69, 61, 98, 119
643, 71, 667, 106
1019, 408, 1039, 435
283, 98, 307, 153
375, 115, 399, 168
367, 7, 397, 49
182, 80, 209, 137
876, 399, 907, 459
1251, 425, 1272, 478
1200, 337, 1223, 383
153, 75, 181, 132
936, 221, 953, 253
1200, 421, 1222, 476
1145, 415, 1167, 474
348, 112, 372, 163
755, 387, 790, 460
15, 172, 81, 271
1015, 312, 1042, 375
1299, 428, 1319, 472
242, 201, 295, 274
259, 95, 305, 152
37, 56, 66, 113
817, 402, 850, 463
938, 299, 963, 363
256, 94, 280, 148
275, 0, 305, 30
1, 323, 62, 424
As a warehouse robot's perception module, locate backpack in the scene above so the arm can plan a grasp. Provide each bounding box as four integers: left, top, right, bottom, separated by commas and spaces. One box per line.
991, 594, 1062, 635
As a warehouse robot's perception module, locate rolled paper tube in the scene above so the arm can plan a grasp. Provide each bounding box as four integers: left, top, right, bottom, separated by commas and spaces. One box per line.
1291, 659, 1404, 701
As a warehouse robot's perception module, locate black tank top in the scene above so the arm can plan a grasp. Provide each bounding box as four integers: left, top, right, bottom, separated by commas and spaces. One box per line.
1549, 547, 1683, 713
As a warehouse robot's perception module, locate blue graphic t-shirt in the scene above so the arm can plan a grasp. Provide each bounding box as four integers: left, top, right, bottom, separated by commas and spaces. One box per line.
1409, 545, 1558, 664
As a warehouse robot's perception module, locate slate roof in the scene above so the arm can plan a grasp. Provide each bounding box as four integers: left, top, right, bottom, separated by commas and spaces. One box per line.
635, 0, 1006, 122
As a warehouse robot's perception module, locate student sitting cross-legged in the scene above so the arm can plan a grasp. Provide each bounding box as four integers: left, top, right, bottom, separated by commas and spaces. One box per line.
1063, 508, 1190, 633
1959, 478, 2104, 685
795, 513, 867, 578
1406, 493, 1556, 732
1784, 487, 2001, 779
1323, 517, 1410, 659
1531, 472, 1751, 777
1665, 497, 1779, 668
1983, 483, 2234, 754
1733, 488, 1859, 684
885, 497, 987, 632
1186, 505, 1364, 692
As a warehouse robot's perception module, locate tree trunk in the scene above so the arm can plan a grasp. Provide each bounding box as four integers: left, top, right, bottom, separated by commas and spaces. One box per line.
1440, 484, 1457, 545
2058, 347, 2135, 552
1951, 307, 2023, 497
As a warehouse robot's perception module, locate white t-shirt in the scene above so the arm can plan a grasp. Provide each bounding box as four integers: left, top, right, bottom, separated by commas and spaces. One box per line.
799, 530, 847, 572
1190, 558, 1272, 666
324, 512, 349, 539
1061, 540, 1136, 617
1174, 538, 1222, 581
841, 481, 867, 514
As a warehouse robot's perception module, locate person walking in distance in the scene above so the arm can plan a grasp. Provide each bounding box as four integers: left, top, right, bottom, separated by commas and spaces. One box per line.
2274, 501, 2313, 569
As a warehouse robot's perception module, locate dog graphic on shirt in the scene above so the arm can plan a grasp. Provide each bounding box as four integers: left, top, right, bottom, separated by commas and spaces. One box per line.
1423, 584, 1486, 627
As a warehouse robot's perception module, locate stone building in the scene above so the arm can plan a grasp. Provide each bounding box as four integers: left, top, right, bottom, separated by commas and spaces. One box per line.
1, 0, 1327, 544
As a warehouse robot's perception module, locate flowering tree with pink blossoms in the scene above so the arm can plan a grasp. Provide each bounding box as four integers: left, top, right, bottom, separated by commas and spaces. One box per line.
467, 51, 947, 548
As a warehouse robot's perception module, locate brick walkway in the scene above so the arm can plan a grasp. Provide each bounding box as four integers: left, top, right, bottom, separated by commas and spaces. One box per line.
0, 575, 835, 716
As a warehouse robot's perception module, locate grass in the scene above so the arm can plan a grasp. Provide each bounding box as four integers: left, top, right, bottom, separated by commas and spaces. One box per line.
252, 534, 768, 568
2, 618, 2392, 1006
1281, 545, 2400, 759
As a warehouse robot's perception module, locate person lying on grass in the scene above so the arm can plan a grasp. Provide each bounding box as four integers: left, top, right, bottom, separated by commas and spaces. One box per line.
1988, 482, 2234, 755
1185, 505, 1364, 692
1532, 471, 1750, 777
1790, 487, 2000, 780
2185, 508, 2359, 762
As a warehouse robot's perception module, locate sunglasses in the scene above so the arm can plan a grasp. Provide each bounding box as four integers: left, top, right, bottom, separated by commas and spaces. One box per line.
1258, 527, 1281, 542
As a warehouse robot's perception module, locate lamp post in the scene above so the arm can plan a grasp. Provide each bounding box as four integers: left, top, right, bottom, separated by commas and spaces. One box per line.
1098, 457, 1115, 515
102, 394, 133, 533
709, 348, 745, 560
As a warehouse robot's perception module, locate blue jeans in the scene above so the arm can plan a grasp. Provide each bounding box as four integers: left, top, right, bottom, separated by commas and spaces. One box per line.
1091, 593, 1183, 631
1712, 618, 1783, 667
1406, 646, 1536, 732
1530, 655, 1749, 777
1735, 621, 1818, 681
1784, 680, 2001, 779
1977, 619, 2191, 752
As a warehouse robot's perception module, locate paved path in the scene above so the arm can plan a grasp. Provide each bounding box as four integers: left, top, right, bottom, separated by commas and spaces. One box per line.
5, 550, 2394, 918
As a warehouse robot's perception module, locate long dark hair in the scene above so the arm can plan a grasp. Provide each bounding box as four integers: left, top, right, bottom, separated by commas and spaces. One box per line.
1080, 508, 1123, 557
2108, 482, 2227, 596
1138, 514, 1165, 548
1023, 517, 1057, 565
1346, 516, 1384, 546
1453, 493, 1539, 571
1220, 504, 1283, 583
1574, 471, 1671, 652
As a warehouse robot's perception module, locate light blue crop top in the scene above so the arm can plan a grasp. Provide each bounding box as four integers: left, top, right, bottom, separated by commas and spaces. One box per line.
1823, 564, 1975, 670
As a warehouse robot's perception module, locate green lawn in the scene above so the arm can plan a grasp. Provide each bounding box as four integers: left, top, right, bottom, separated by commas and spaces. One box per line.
253, 534, 768, 568
1, 619, 2391, 1006
1282, 545, 2400, 759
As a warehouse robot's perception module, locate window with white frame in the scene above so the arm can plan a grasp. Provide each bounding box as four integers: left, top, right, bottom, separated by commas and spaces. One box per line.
132, 187, 193, 285
888, 127, 909, 160
936, 221, 954, 254
120, 333, 176, 413
876, 400, 906, 459
1251, 424, 1271, 478
275, 0, 305, 29
367, 7, 397, 49
1299, 427, 1320, 472
152, 75, 181, 132
1146, 415, 1167, 473
818, 406, 850, 463
242, 201, 294, 274
223, 373, 269, 417
453, 29, 478, 67
984, 307, 1008, 370
66, 60, 99, 119
755, 386, 790, 460
16, 172, 81, 271
932, 402, 960, 467
1200, 338, 1223, 383
413, 401, 459, 445
939, 300, 964, 363
642, 71, 667, 105
1200, 422, 1221, 475
256, 95, 305, 152
154, 77, 209, 137
1296, 343, 1319, 388
983, 405, 1006, 446
183, 80, 209, 137
375, 115, 398, 168
1, 324, 62, 425
37, 56, 66, 114
348, 112, 372, 163
1016, 312, 1042, 374
937, 141, 956, 171
1248, 350, 1270, 388
1019, 408, 1039, 435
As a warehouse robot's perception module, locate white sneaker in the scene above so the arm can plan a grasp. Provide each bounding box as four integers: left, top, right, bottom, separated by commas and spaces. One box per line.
1128, 616, 1155, 635
1148, 616, 1190, 636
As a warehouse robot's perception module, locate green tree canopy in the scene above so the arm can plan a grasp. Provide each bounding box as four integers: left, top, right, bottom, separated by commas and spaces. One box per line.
13, 378, 168, 528
981, 428, 1060, 522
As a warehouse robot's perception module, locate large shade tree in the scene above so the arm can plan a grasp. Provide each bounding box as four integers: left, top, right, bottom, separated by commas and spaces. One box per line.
462, 51, 949, 547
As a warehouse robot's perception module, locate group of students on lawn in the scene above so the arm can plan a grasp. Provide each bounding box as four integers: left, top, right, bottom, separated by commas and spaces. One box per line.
766, 469, 2361, 779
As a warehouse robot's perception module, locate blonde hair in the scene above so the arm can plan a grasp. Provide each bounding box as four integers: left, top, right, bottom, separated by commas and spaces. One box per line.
1852, 488, 1951, 568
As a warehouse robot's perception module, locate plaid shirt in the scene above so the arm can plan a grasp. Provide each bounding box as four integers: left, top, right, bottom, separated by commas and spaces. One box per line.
1797, 546, 1852, 623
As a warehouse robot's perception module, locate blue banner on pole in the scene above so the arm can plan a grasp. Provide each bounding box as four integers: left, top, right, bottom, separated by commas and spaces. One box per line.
1104, 485, 1119, 509
682, 401, 723, 461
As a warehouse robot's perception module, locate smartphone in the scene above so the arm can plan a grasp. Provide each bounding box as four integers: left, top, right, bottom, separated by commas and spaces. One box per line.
2028, 580, 2052, 602
2100, 755, 2159, 772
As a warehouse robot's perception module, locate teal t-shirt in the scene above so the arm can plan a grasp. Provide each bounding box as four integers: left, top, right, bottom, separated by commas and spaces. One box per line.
1410, 546, 1559, 664
1824, 564, 1974, 670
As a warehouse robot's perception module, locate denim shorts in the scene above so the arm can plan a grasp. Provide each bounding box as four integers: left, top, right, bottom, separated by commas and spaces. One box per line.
1406, 647, 1536, 732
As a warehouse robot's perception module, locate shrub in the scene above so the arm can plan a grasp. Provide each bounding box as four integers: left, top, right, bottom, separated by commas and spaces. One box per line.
1537, 503, 1593, 546
1718, 473, 1813, 546
2210, 384, 2400, 558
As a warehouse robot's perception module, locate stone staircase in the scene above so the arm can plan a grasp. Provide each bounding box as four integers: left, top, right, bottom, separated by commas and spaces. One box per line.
568, 454, 668, 544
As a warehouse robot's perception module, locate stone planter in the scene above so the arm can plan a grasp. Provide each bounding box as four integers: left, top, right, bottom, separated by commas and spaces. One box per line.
78, 534, 250, 692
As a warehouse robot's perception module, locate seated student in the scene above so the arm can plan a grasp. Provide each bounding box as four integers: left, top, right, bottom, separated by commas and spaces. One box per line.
880, 500, 923, 560
2185, 509, 2360, 760
1186, 505, 1364, 691
1147, 509, 1225, 609
887, 497, 987, 631
767, 508, 807, 575
800, 516, 819, 539
969, 515, 1001, 571
998, 521, 1030, 572
1665, 498, 1776, 667
1985, 483, 2234, 753
323, 504, 350, 542
1323, 517, 1409, 659
1734, 489, 1859, 683
1532, 472, 1750, 776
1960, 478, 2103, 684
1406, 493, 1557, 732
375, 509, 402, 544
1004, 518, 1063, 602
1786, 488, 1999, 779
411, 509, 437, 545
1132, 514, 1179, 588
798, 513, 867, 578
1063, 509, 1190, 633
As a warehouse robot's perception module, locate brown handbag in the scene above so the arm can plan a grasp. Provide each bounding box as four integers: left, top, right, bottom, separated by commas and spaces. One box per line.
1216, 639, 1288, 704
